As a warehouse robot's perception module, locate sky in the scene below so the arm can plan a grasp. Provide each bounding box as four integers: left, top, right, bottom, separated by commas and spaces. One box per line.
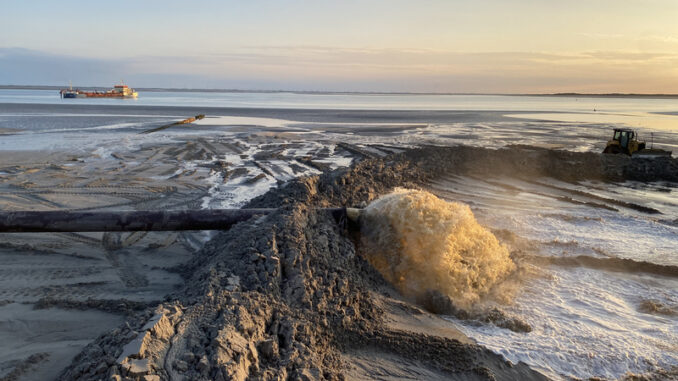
1, 0, 678, 93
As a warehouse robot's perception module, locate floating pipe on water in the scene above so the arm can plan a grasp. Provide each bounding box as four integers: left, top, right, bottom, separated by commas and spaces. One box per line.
0, 208, 361, 233
139, 114, 205, 134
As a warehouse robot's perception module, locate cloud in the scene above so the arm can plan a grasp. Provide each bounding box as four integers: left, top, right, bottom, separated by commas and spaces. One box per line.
580, 50, 678, 62
577, 32, 625, 40
1, 46, 677, 93
635, 35, 678, 44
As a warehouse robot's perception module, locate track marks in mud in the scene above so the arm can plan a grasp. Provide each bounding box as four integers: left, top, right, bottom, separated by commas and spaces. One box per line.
59, 232, 102, 247
0, 266, 105, 283
33, 298, 154, 315
0, 230, 194, 305
12, 192, 64, 210
0, 184, 186, 212
103, 240, 150, 288
122, 232, 148, 248
0, 352, 50, 381
0, 282, 107, 301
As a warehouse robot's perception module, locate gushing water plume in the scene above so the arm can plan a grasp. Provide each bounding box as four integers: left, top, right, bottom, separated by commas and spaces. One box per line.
360, 188, 515, 308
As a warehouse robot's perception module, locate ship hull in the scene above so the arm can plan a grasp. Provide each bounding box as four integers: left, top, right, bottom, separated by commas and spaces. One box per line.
77, 92, 138, 98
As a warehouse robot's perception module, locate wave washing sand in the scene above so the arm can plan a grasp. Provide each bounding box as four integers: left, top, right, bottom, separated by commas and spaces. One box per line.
360, 188, 515, 308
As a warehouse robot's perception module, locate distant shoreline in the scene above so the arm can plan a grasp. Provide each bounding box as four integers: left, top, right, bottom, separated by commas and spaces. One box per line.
2, 85, 678, 99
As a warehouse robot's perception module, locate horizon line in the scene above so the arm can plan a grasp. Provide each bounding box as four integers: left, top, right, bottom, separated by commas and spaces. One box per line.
2, 84, 678, 98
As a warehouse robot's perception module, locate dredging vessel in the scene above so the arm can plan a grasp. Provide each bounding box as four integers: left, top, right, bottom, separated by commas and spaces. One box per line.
60, 83, 138, 99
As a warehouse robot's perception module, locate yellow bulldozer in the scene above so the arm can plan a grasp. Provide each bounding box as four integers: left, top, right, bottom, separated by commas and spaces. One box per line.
602, 128, 671, 157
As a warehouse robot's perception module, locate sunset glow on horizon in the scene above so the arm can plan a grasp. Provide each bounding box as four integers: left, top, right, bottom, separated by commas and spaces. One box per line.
2, 0, 678, 93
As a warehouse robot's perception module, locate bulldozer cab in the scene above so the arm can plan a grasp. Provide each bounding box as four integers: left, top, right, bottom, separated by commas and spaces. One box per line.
604, 128, 645, 155
613, 129, 633, 149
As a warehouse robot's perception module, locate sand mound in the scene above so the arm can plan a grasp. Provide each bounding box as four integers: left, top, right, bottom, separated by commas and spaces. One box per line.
59, 205, 544, 381
360, 189, 515, 308
59, 146, 558, 381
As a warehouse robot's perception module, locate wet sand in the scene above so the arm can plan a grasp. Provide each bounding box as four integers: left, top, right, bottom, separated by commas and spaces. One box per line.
0, 130, 355, 379
0, 147, 201, 379
1, 136, 677, 380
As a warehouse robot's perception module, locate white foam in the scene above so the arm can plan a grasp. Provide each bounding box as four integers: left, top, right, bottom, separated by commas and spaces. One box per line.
199, 143, 274, 210
448, 267, 678, 380
430, 176, 678, 379
200, 168, 277, 210
193, 116, 296, 128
